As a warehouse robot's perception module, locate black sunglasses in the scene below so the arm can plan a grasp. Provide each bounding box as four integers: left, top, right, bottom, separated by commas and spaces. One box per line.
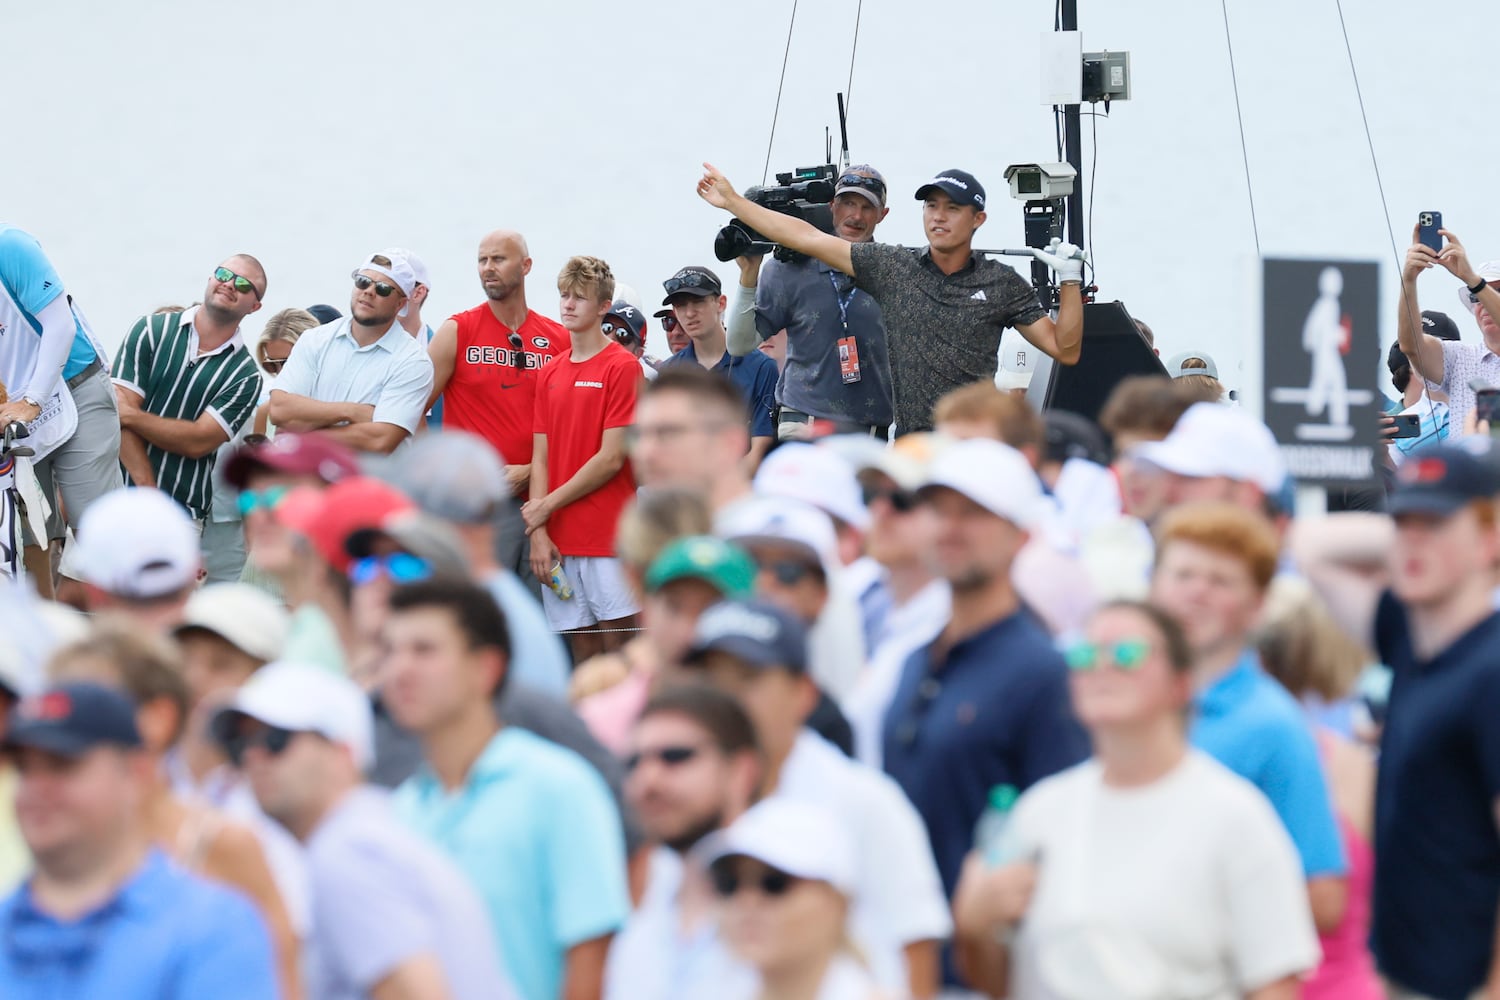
213, 266, 261, 298
836, 173, 887, 201
603, 321, 640, 346
660, 314, 680, 333
224, 725, 297, 767
663, 272, 717, 296
758, 558, 820, 587
260, 356, 287, 372
861, 484, 919, 513
352, 273, 399, 297
711, 865, 801, 899
624, 744, 702, 771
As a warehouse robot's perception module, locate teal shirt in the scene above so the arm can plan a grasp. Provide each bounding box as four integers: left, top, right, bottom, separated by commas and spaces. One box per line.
394, 727, 628, 1000
0, 225, 97, 380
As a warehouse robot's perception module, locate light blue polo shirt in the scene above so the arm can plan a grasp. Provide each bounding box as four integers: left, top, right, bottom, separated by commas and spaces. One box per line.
1190, 650, 1347, 878
0, 849, 276, 999
0, 225, 97, 380
273, 316, 434, 435
394, 726, 629, 1000
484, 569, 570, 698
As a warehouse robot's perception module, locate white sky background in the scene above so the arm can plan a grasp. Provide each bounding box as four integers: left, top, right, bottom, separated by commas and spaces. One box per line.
4, 0, 1497, 410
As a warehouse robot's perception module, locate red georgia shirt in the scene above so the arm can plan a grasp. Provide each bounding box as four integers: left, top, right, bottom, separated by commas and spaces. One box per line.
534, 341, 641, 556
443, 305, 570, 471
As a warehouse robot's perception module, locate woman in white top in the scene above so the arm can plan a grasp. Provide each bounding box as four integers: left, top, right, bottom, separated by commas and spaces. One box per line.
709, 799, 889, 1000
953, 600, 1319, 1000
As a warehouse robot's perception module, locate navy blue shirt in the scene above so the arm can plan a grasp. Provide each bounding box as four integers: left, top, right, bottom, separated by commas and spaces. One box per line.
0, 849, 277, 999
1372, 591, 1500, 999
756, 255, 894, 427
664, 345, 777, 439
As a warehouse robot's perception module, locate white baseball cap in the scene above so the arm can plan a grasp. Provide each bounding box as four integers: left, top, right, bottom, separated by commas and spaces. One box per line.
174, 583, 290, 663
73, 488, 202, 599
353, 252, 417, 298
1458, 260, 1500, 311
918, 438, 1044, 529
706, 798, 858, 898
383, 247, 429, 288
212, 661, 374, 771
716, 495, 839, 574
822, 432, 949, 492
753, 443, 870, 531
1131, 402, 1286, 493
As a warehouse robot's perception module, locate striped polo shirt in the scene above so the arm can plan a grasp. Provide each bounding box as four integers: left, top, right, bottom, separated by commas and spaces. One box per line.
111, 308, 262, 518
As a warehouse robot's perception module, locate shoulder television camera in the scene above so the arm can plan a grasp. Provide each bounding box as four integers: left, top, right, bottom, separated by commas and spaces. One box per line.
713, 164, 839, 264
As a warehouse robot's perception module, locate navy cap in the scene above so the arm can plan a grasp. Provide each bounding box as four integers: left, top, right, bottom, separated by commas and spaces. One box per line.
1388, 440, 1500, 517
4, 683, 143, 757
661, 266, 723, 305
306, 304, 343, 325
915, 169, 986, 210
685, 600, 809, 674
605, 301, 647, 341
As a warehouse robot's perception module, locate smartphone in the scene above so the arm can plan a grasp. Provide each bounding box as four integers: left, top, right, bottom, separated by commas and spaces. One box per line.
1391, 413, 1422, 439
1418, 211, 1444, 253
1471, 379, 1500, 434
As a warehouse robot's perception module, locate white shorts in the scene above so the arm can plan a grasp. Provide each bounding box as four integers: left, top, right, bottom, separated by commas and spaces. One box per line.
540, 555, 641, 631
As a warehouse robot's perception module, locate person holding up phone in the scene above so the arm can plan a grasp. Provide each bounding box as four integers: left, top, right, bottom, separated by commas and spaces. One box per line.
1394, 220, 1500, 435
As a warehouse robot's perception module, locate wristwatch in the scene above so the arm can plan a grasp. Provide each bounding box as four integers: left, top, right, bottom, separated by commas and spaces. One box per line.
20, 394, 42, 415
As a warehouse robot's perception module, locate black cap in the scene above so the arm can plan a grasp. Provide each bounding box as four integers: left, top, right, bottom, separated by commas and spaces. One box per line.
4, 683, 143, 757
1388, 441, 1500, 517
914, 169, 986, 210
1044, 410, 1111, 467
605, 301, 647, 340
684, 600, 809, 674
661, 266, 723, 305
1421, 310, 1462, 342
307, 304, 343, 325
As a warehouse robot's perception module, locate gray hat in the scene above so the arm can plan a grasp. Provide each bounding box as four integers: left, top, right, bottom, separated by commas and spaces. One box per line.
684, 600, 809, 674
1165, 350, 1219, 380
344, 512, 470, 581
369, 431, 509, 525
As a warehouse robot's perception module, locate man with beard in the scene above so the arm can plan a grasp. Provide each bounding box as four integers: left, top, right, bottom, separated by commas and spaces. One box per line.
426, 230, 570, 579
605, 685, 762, 1000
110, 256, 266, 520
268, 251, 434, 455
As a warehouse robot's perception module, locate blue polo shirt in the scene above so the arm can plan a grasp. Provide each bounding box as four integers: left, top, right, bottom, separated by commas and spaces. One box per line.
1371, 592, 1500, 999
394, 726, 629, 1000
0, 849, 276, 999
663, 345, 777, 439
0, 225, 98, 380
1190, 651, 1346, 879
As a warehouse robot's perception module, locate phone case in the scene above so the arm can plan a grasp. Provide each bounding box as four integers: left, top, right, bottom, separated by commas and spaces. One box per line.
1418, 211, 1443, 253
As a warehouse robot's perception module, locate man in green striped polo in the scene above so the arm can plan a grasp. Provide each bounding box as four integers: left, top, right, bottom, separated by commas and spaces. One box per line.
110, 256, 265, 522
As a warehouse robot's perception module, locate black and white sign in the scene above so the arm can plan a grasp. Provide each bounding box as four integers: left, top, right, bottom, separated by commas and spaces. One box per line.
1262, 259, 1379, 484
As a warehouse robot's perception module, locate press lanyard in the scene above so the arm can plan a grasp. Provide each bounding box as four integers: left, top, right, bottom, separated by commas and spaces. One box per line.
828, 273, 857, 334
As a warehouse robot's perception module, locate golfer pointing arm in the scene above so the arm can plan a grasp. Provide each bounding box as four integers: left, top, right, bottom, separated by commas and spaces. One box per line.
697, 162, 1085, 434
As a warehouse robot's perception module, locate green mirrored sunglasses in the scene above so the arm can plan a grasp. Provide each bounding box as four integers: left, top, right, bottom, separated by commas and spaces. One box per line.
1064, 638, 1152, 672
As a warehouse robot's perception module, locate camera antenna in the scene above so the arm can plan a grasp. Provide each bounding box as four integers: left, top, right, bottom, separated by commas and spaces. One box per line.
836, 92, 851, 170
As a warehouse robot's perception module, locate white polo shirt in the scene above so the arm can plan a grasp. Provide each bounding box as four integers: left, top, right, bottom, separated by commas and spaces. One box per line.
274, 317, 434, 436
775, 730, 953, 992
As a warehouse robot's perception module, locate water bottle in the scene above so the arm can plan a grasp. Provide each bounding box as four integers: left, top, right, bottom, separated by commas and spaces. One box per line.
546, 562, 575, 601
974, 783, 1020, 867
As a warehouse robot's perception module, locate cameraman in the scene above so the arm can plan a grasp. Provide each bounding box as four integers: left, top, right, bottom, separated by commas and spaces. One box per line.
726, 166, 895, 440
699, 163, 1084, 435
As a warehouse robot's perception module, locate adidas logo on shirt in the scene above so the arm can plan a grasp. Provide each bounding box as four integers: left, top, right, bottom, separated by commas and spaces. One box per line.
970, 290, 987, 302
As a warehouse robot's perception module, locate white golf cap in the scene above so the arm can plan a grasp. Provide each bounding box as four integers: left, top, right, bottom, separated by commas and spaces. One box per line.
1131, 402, 1287, 493
918, 438, 1044, 529
174, 583, 290, 663
353, 251, 417, 297
753, 443, 870, 531
822, 432, 949, 492
383, 247, 429, 288
73, 488, 202, 600
707, 798, 858, 897
213, 661, 374, 771
716, 495, 839, 573
1458, 260, 1500, 310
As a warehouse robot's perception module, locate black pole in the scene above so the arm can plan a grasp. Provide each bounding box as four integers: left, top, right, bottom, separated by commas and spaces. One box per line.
1060, 0, 1085, 249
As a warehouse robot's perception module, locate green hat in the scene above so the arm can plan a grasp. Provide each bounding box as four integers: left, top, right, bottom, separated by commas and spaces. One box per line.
644, 536, 756, 598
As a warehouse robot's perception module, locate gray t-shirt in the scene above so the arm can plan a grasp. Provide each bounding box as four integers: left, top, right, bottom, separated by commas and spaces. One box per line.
756, 255, 894, 427
305, 786, 518, 1000
850, 242, 1046, 433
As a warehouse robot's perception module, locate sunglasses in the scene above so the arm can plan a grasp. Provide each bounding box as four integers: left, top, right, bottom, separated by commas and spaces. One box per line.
623, 744, 702, 772
1064, 638, 1152, 672
757, 558, 820, 587
711, 865, 802, 899
603, 321, 640, 346
660, 314, 680, 333
236, 484, 291, 517
663, 272, 717, 297
836, 173, 887, 202
259, 356, 287, 373
213, 266, 261, 298
348, 552, 433, 586
352, 273, 399, 297
224, 725, 296, 767
861, 484, 919, 513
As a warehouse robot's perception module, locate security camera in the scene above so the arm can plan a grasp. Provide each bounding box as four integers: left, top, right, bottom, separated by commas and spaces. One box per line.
1003, 162, 1077, 202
